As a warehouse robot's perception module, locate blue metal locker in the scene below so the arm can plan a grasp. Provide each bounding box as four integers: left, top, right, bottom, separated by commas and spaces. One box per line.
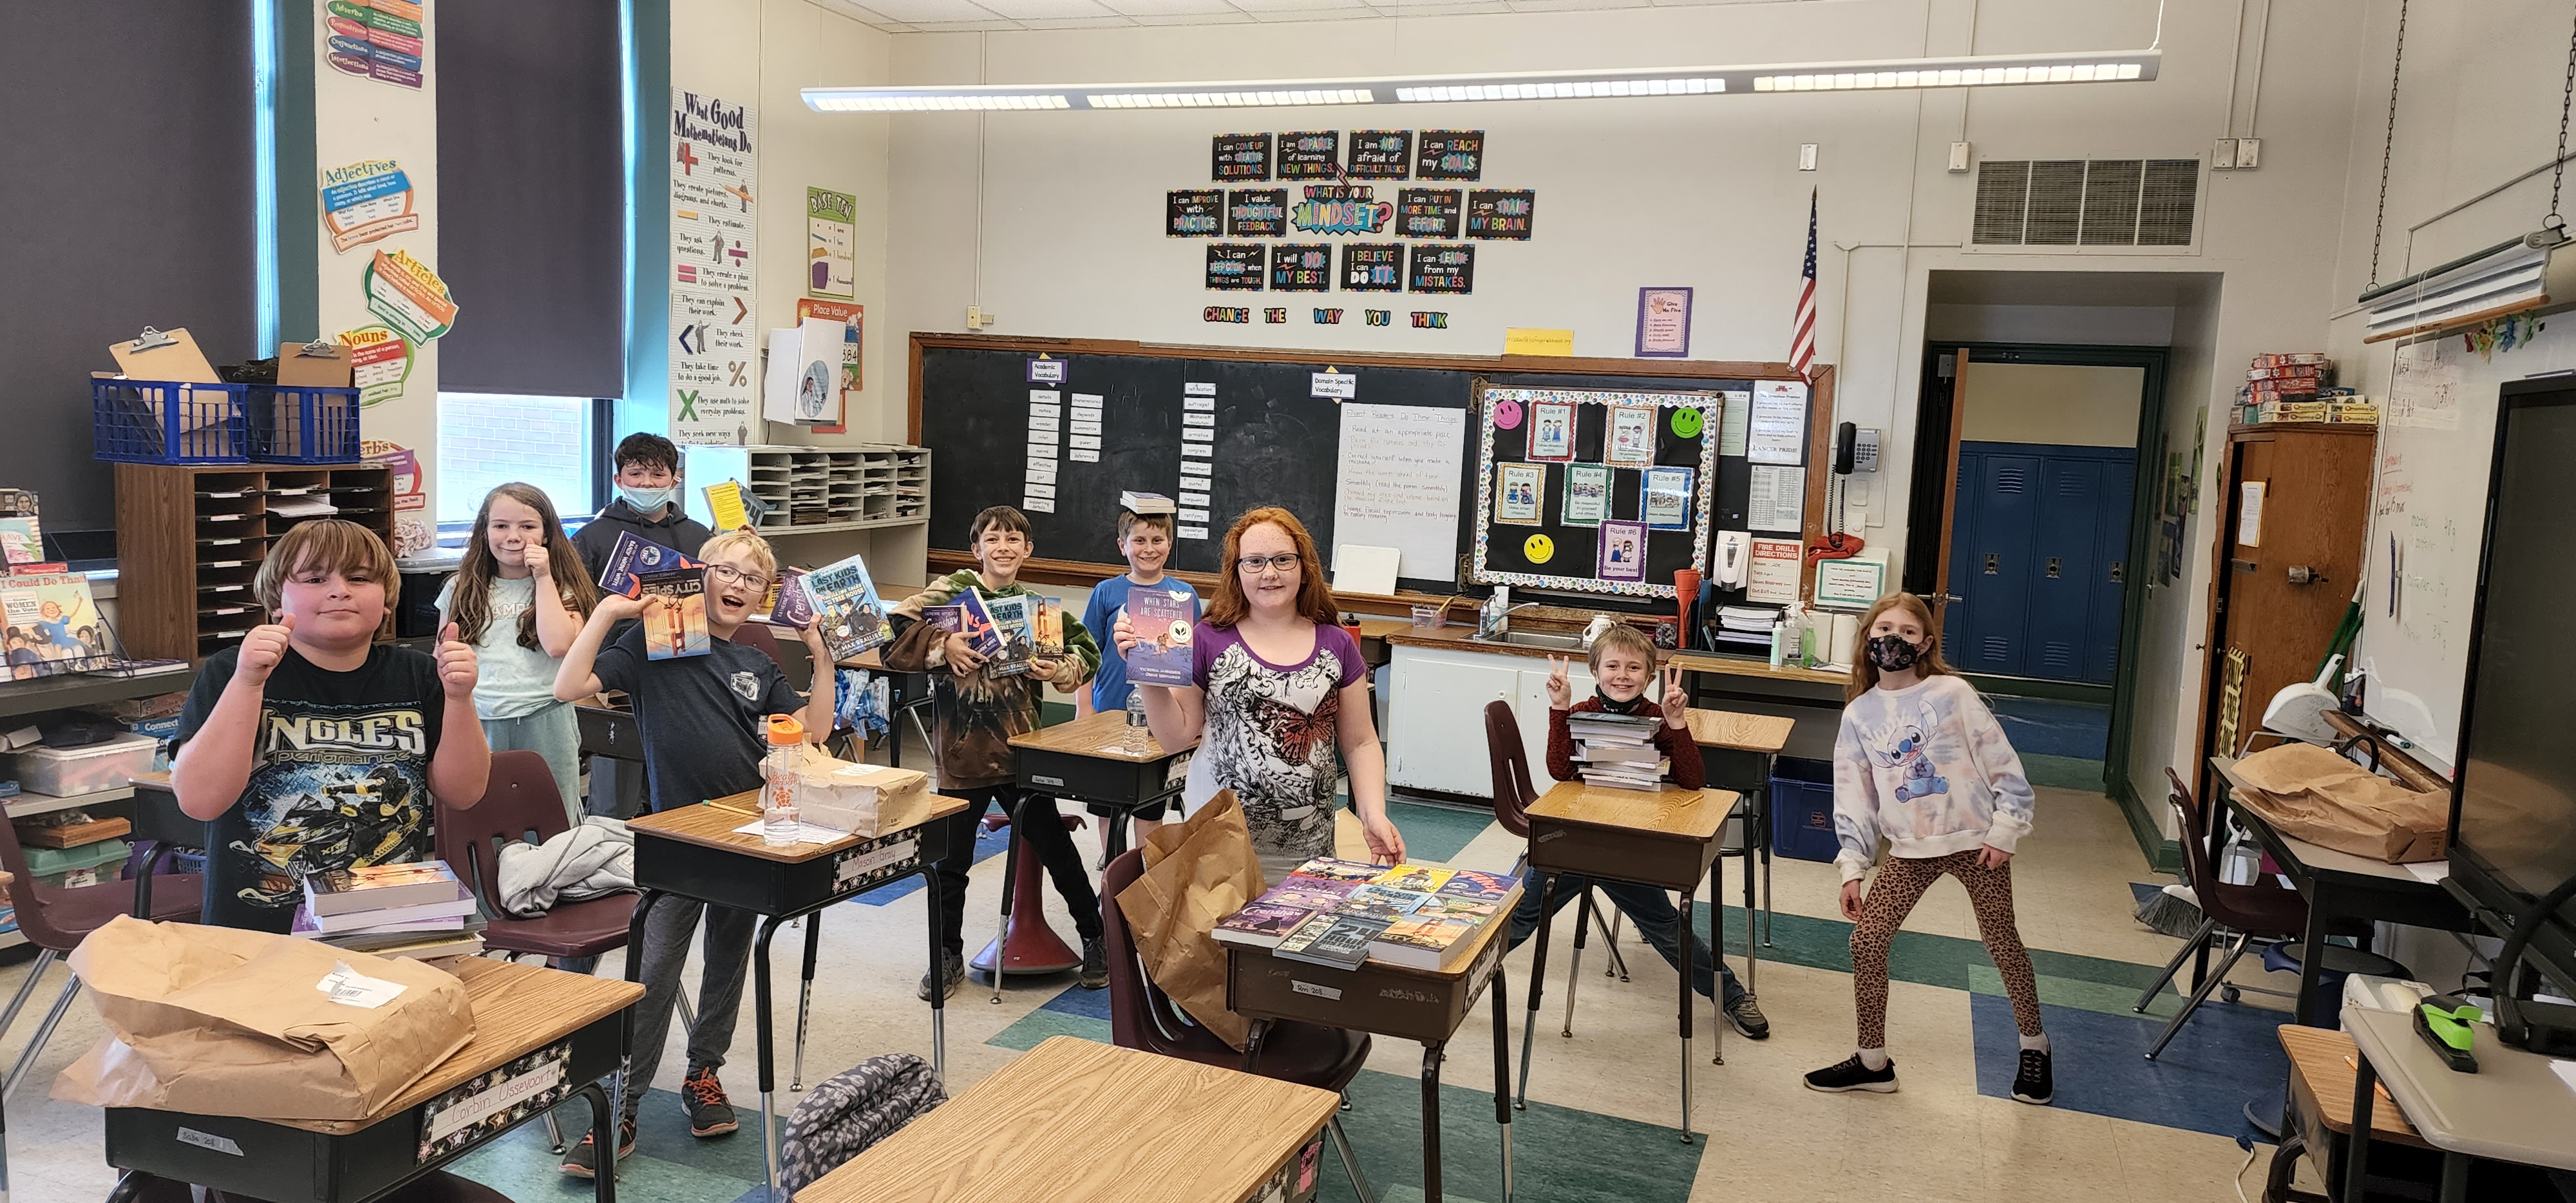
1946, 442, 2136, 684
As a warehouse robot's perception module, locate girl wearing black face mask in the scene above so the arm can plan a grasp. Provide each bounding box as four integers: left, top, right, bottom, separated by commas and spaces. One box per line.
1804, 592, 2052, 1108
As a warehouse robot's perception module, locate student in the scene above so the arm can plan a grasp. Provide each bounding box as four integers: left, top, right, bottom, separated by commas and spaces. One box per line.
571, 431, 712, 571
1119, 507, 1404, 883
437, 483, 598, 822
1074, 505, 1200, 843
171, 520, 489, 933
1804, 592, 2050, 1104
1525, 625, 1768, 1039
883, 506, 1106, 1001
551, 529, 837, 1172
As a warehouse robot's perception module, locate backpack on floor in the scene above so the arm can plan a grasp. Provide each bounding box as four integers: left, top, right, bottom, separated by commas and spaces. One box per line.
781, 1052, 948, 1193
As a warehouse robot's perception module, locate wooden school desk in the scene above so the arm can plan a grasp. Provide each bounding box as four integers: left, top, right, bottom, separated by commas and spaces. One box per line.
1685, 708, 1795, 994
2271, 1024, 2428, 1203
627, 793, 969, 1203
102, 959, 641, 1203
1517, 780, 1736, 1140
1226, 869, 1519, 1203
1009, 708, 1195, 864
806, 1036, 1340, 1203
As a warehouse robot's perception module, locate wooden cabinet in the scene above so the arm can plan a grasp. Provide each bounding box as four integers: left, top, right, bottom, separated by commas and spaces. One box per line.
1385, 644, 1590, 798
114, 462, 396, 663
2195, 424, 2374, 789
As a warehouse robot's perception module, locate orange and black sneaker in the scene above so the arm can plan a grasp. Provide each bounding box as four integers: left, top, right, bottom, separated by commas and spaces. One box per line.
683, 1066, 739, 1137
560, 1117, 635, 1177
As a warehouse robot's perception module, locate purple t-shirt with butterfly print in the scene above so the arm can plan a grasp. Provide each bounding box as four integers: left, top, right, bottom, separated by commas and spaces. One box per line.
1182, 621, 1367, 865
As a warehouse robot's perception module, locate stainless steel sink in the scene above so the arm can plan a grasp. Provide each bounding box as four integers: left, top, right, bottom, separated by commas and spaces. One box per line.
1468, 629, 1587, 650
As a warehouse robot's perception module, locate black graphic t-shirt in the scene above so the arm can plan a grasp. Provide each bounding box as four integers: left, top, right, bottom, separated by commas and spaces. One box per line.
176, 644, 446, 933
591, 624, 804, 812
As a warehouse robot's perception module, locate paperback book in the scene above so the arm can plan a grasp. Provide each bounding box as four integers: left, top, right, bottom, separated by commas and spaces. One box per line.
768, 567, 815, 629
593, 532, 700, 596
1123, 585, 1198, 688
1274, 913, 1390, 970
303, 860, 462, 916
954, 591, 1005, 661
919, 605, 963, 636
1, 572, 109, 678
1267, 877, 1360, 911
1291, 857, 1389, 884
802, 551, 896, 659
1211, 901, 1320, 949
638, 567, 710, 659
1337, 883, 1436, 922
983, 592, 1039, 677
1374, 864, 1455, 894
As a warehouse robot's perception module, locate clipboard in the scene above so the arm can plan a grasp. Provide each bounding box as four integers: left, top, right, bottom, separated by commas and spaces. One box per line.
275, 341, 355, 388
108, 327, 221, 383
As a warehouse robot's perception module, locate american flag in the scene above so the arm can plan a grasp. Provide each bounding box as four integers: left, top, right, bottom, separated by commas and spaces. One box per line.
1790, 189, 1818, 382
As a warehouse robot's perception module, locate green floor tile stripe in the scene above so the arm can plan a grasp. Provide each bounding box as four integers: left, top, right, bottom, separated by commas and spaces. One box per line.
1698, 902, 2180, 994
2022, 752, 2109, 791
1386, 800, 1502, 865
449, 1086, 772, 1198
1966, 963, 2184, 1019
986, 1007, 1115, 1051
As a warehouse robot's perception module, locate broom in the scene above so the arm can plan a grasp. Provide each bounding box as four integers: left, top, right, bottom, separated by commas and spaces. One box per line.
2134, 882, 2204, 938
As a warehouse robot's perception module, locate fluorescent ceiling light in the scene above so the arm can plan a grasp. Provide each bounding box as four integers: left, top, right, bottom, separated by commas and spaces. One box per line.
804, 49, 2159, 113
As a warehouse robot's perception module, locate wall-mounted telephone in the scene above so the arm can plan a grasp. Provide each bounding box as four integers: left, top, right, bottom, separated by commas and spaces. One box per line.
1833, 422, 1856, 474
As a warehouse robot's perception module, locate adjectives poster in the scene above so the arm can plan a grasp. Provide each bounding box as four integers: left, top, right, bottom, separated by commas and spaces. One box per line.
670, 90, 758, 445
318, 158, 417, 252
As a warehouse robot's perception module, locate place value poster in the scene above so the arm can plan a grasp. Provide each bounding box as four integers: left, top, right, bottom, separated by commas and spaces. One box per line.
1399, 189, 1463, 238
1347, 130, 1412, 178
1408, 244, 1474, 294
1416, 130, 1485, 180
1226, 189, 1287, 236
1466, 189, 1535, 240
1206, 244, 1265, 290
1168, 189, 1222, 237
1213, 133, 1271, 181
1278, 131, 1340, 179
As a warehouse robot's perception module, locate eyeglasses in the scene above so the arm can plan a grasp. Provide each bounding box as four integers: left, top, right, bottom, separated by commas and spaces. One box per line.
1235, 553, 1302, 574
706, 563, 772, 591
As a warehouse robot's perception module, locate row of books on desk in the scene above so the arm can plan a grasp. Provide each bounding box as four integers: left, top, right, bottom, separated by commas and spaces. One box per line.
1214, 858, 1522, 972
1567, 710, 1671, 791
290, 860, 486, 960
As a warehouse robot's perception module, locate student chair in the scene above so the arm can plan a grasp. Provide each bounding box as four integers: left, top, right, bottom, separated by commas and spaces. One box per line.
2134, 768, 2404, 1061
0, 811, 200, 1100
115, 1169, 510, 1202
1481, 700, 1636, 1091
1100, 849, 1377, 1202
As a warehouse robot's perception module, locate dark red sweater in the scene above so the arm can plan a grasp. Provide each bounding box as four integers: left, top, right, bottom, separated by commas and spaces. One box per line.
1546, 696, 1706, 789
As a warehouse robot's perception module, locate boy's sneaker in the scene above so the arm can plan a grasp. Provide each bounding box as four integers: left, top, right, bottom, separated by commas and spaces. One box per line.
560, 1117, 636, 1177
1803, 1054, 1899, 1094
1724, 994, 1772, 1039
683, 1067, 738, 1137
1079, 936, 1108, 989
918, 951, 965, 1001
2011, 1048, 2054, 1105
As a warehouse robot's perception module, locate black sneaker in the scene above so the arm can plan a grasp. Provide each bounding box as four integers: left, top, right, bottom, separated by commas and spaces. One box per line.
682, 1066, 737, 1137
1724, 994, 1772, 1040
2011, 1048, 2054, 1104
1079, 936, 1109, 990
560, 1117, 636, 1177
1803, 1054, 1899, 1094
918, 951, 965, 1001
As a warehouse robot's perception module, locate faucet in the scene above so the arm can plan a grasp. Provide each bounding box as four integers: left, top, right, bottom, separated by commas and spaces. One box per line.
1479, 600, 1542, 639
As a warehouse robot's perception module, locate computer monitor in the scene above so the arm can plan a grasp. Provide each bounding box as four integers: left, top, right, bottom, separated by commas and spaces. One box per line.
2447, 376, 2576, 1002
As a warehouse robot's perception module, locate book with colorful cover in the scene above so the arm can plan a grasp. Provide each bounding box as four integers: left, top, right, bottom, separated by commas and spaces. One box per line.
1372, 914, 1482, 971
703, 480, 754, 532
1124, 585, 1198, 688
593, 531, 700, 596
0, 572, 108, 678
1289, 857, 1388, 884
1334, 883, 1435, 922
303, 860, 463, 916
954, 591, 1005, 660
983, 592, 1038, 677
1212, 900, 1320, 949
1267, 877, 1361, 912
1030, 597, 1064, 661
768, 567, 815, 629
0, 516, 40, 566
920, 605, 964, 636
1373, 864, 1455, 894
1437, 869, 1517, 905
1274, 913, 1388, 970
802, 551, 896, 659
639, 567, 710, 659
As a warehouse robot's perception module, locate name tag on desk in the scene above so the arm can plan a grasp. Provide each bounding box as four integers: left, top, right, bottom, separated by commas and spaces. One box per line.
834, 832, 923, 891
1166, 752, 1192, 788
419, 1041, 571, 1162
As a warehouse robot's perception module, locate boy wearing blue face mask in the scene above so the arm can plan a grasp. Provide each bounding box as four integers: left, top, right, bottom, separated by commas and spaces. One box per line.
573, 433, 714, 573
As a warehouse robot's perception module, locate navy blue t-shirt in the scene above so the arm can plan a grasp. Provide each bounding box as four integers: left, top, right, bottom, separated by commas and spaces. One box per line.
591, 625, 804, 811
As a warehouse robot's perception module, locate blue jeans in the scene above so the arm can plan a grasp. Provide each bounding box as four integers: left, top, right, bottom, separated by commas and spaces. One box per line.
1508, 870, 1745, 1006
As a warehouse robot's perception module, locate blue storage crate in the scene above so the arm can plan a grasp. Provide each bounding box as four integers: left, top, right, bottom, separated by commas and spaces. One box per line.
247, 384, 363, 463
92, 379, 249, 464
1769, 756, 1841, 862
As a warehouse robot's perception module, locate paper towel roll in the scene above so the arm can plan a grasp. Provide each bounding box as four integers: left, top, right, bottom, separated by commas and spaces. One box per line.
1830, 612, 1860, 667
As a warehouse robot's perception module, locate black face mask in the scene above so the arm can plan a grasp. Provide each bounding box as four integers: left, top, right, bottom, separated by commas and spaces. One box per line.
1593, 687, 1649, 714
1866, 634, 1923, 673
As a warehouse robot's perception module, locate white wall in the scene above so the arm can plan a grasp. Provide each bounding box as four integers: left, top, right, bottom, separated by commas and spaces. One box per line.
2128, 279, 2222, 833
1926, 303, 2176, 345
1959, 362, 2144, 446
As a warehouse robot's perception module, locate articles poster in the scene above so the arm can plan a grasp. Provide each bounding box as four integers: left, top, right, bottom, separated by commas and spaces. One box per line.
362, 248, 455, 344
670, 90, 759, 444
806, 187, 856, 299
319, 158, 417, 252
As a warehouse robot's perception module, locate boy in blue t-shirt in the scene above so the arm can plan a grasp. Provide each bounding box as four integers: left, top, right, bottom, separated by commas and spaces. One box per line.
1077, 507, 1198, 840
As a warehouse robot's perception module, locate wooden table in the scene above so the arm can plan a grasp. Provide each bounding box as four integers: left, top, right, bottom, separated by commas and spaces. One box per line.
1518, 780, 1736, 1140
1685, 708, 1795, 995
806, 1036, 1340, 1203
1226, 866, 1520, 1203
103, 958, 641, 1203
627, 793, 968, 1202
2269, 1025, 2425, 1202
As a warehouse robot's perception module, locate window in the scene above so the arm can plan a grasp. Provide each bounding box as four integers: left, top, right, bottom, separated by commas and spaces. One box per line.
435, 394, 599, 525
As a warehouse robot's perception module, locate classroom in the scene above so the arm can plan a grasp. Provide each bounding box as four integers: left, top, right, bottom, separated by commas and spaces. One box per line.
3, 0, 2575, 1199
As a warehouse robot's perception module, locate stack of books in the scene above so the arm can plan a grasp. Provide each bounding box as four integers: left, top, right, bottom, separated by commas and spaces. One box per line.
1119, 491, 1177, 516
1215, 858, 1520, 972
2241, 352, 2333, 407
293, 861, 486, 960
1710, 604, 1781, 652
1565, 710, 1669, 790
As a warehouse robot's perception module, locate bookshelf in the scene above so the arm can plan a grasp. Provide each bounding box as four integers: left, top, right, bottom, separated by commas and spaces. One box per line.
113, 462, 398, 662
683, 444, 931, 534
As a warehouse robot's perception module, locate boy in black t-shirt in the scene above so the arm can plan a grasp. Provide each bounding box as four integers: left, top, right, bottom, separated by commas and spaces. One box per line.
172, 520, 488, 933
551, 529, 835, 1175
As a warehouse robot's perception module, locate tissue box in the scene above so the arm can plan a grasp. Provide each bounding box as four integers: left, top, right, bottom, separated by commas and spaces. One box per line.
797, 761, 934, 838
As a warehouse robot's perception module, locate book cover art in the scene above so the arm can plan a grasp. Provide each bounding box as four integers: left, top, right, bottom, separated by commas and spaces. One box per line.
983, 592, 1038, 677
802, 552, 896, 660
1030, 597, 1063, 661
1373, 864, 1455, 894
1124, 585, 1198, 688
1, 572, 108, 679
1379, 914, 1475, 953
1290, 857, 1388, 883
1336, 883, 1435, 922
1214, 901, 1318, 947
1437, 869, 1517, 904
1276, 913, 1390, 969
920, 605, 964, 636
954, 591, 1005, 660
768, 568, 815, 629
1267, 878, 1360, 911
0, 516, 40, 565
304, 860, 462, 916
1425, 894, 1501, 921
594, 532, 700, 596
639, 567, 710, 659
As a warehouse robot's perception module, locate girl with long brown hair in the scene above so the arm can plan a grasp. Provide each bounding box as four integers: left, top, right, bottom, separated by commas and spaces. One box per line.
436, 483, 598, 822
1117, 507, 1406, 880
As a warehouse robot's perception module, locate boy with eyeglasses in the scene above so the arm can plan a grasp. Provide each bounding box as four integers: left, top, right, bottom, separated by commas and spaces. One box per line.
551, 529, 834, 1175
882, 506, 1104, 1001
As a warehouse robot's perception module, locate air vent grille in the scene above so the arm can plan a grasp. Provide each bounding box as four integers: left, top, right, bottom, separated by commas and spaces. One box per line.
1973, 157, 2200, 247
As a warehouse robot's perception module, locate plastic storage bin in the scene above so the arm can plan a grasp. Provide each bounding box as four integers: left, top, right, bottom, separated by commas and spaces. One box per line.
5, 734, 160, 797
28, 837, 131, 890
1768, 757, 1841, 863
92, 379, 249, 464
246, 384, 363, 462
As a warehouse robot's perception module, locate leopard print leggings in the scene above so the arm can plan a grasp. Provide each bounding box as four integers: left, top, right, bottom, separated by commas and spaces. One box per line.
1851, 849, 2043, 1048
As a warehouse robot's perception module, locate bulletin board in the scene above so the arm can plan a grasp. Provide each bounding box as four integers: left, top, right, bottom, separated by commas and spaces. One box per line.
1471, 386, 1721, 600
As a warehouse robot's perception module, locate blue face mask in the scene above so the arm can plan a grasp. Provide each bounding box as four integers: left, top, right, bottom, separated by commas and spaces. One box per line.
619, 484, 677, 513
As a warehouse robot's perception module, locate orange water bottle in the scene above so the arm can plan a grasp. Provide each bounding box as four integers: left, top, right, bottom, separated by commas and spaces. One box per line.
762, 715, 804, 847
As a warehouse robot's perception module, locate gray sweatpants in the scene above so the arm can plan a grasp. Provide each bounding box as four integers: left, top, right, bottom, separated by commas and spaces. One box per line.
621, 896, 756, 1121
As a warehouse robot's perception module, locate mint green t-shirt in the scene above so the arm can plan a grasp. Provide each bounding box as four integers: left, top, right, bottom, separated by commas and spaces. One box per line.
435, 575, 565, 721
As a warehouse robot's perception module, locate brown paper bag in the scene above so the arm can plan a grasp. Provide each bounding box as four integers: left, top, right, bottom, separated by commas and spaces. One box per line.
2231, 743, 2449, 864
1115, 790, 1265, 1050
52, 917, 475, 1121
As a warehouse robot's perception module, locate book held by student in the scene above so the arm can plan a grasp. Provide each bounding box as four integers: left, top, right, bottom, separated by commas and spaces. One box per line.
1122, 584, 1198, 688
593, 531, 700, 595
638, 567, 710, 659
982, 592, 1039, 676
800, 551, 896, 659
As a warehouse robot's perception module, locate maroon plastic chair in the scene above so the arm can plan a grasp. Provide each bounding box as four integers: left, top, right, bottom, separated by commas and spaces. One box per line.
1099, 848, 1376, 1200
117, 1168, 509, 1202
435, 751, 639, 966
0, 811, 199, 1100
1483, 700, 1629, 980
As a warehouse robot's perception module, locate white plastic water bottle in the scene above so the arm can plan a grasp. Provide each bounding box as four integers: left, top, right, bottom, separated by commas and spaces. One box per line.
1122, 689, 1151, 755
762, 715, 804, 848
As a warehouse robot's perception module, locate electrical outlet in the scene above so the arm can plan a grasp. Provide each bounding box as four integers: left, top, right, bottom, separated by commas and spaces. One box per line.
2212, 138, 2238, 170
1799, 143, 1818, 171
2235, 137, 2260, 169
1947, 141, 1971, 173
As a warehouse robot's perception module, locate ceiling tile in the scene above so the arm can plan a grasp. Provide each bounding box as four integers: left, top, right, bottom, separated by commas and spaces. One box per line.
1230, 0, 1372, 11
861, 0, 1006, 23
975, 0, 1116, 17
1098, 0, 1245, 14
902, 17, 1032, 29
1128, 10, 1261, 22
1016, 14, 1145, 24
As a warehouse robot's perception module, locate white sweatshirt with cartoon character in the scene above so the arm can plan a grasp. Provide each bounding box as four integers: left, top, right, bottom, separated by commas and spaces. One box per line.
1831, 674, 2036, 884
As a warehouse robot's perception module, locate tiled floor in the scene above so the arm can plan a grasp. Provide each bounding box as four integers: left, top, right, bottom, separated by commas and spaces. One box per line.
0, 705, 2325, 1202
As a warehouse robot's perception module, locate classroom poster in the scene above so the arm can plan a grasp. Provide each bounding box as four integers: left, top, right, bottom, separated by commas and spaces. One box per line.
1716, 390, 1750, 455
336, 325, 412, 406
1168, 189, 1222, 236
361, 248, 455, 343
318, 158, 418, 252
794, 298, 861, 435
1641, 466, 1693, 529
669, 90, 758, 444
1416, 131, 1485, 180
1347, 130, 1412, 178
323, 0, 427, 90
1607, 404, 1656, 465
1747, 381, 1807, 464
1597, 520, 1647, 582
1495, 464, 1544, 524
806, 188, 856, 299
1562, 464, 1611, 526
1635, 287, 1692, 357
1527, 401, 1575, 462
1745, 538, 1801, 605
